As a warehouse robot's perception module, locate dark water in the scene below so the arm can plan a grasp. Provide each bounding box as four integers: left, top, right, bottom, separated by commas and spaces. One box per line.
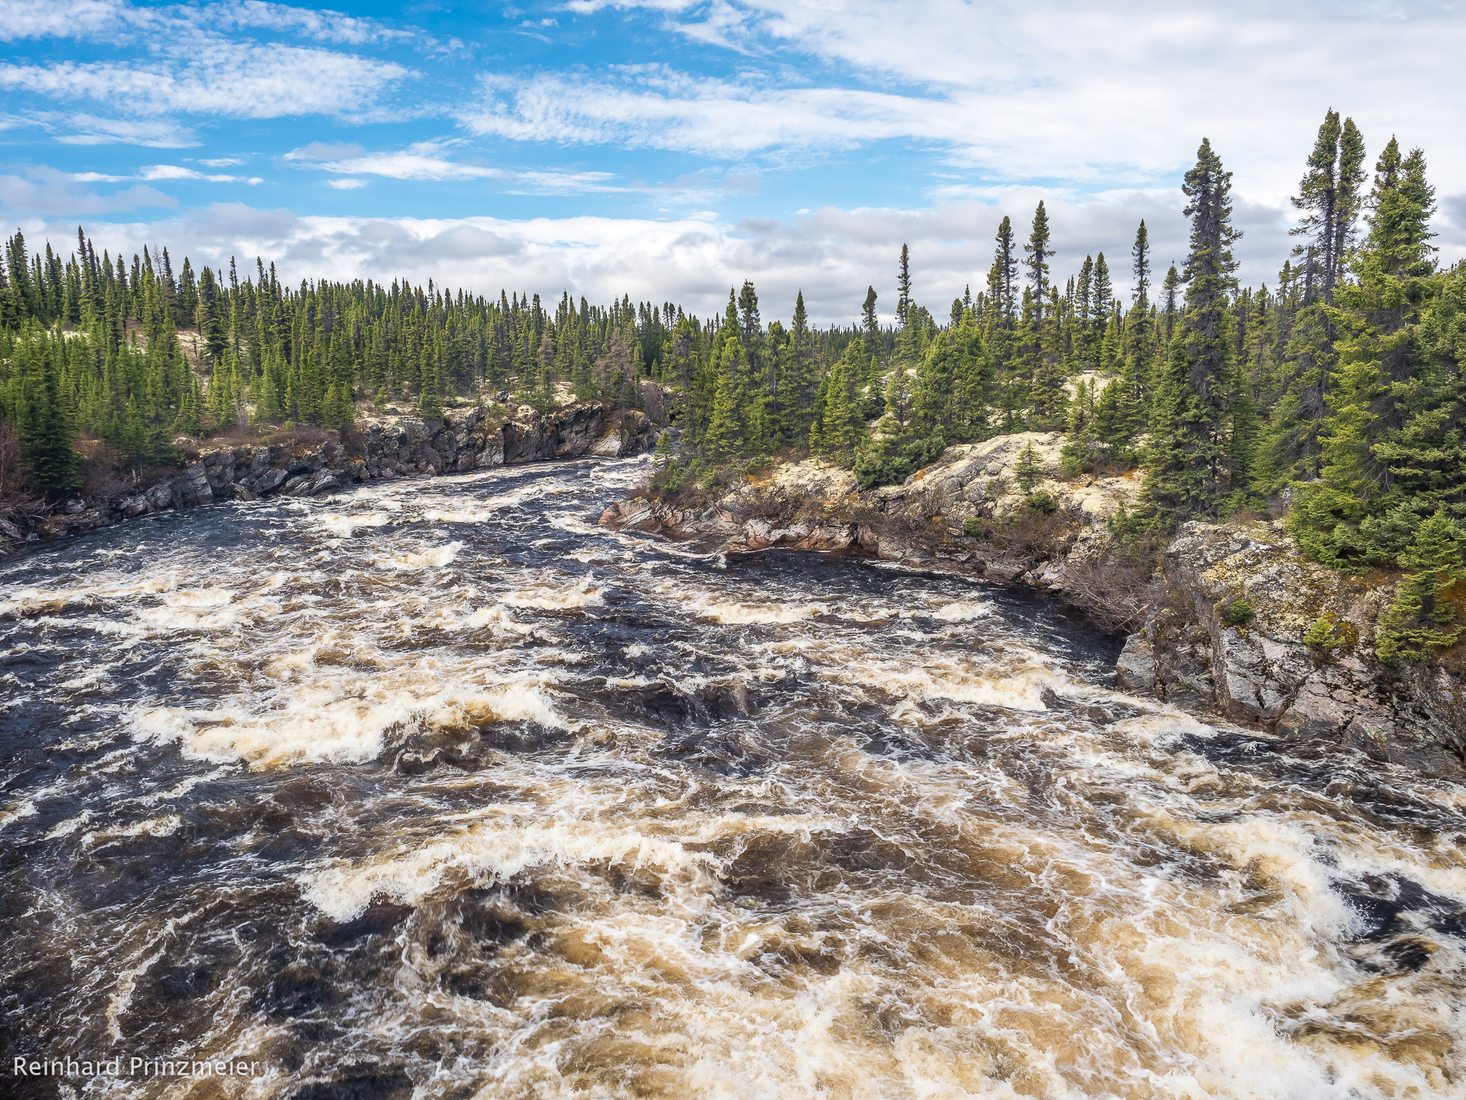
1, 458, 1463, 1099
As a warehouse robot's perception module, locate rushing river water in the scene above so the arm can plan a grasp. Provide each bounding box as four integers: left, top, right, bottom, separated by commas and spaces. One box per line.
1, 458, 1464, 1100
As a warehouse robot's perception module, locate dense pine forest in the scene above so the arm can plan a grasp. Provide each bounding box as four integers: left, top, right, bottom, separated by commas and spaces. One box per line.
2, 111, 1462, 659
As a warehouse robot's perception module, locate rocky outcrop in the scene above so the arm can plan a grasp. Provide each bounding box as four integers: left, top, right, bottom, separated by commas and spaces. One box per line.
604, 434, 1146, 614
603, 439, 1465, 774
1115, 522, 1466, 772
9, 404, 657, 552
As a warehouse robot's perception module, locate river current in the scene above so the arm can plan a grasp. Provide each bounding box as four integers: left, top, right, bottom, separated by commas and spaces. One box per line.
1, 458, 1463, 1100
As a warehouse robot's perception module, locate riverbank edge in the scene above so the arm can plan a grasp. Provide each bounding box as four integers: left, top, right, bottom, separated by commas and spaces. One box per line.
600, 437, 1465, 777
2, 402, 657, 558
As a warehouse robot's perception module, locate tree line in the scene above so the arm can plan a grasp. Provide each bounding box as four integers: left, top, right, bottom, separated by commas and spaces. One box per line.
2, 110, 1462, 659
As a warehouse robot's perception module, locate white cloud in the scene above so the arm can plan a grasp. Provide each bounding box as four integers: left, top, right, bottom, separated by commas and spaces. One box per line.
286, 140, 623, 194
211, 1, 411, 46
525, 1, 1466, 212
0, 0, 412, 47
0, 0, 122, 40
0, 44, 412, 119
35, 113, 198, 148
466, 67, 986, 163
327, 178, 367, 190
283, 141, 366, 161
1, 167, 176, 217
142, 165, 263, 184
11, 180, 1462, 332
0, 196, 1213, 324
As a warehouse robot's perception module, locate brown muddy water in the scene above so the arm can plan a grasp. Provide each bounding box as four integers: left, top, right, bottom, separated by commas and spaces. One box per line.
1, 458, 1463, 1099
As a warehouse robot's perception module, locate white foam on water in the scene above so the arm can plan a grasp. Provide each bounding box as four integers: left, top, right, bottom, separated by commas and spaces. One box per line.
694, 598, 829, 625
317, 510, 396, 537
502, 574, 603, 611
7, 459, 1466, 1099
80, 813, 182, 848
870, 659, 1060, 712
303, 819, 721, 923
374, 541, 463, 570
459, 604, 535, 636
0, 799, 38, 834
927, 598, 993, 622
128, 671, 564, 769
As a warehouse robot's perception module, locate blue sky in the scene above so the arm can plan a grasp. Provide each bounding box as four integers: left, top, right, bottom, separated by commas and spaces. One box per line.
2, 0, 1463, 321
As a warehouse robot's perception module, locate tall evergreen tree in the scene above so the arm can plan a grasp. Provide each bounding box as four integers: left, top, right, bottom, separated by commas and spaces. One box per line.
1024, 202, 1053, 320
1291, 139, 1441, 566
1141, 138, 1241, 524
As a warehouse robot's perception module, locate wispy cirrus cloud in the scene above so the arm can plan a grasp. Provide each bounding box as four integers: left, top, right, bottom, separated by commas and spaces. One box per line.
0, 0, 416, 47
0, 0, 122, 40
285, 140, 623, 194
25, 112, 197, 148
0, 44, 412, 120
543, 1, 1466, 208
65, 165, 263, 185
465, 67, 971, 159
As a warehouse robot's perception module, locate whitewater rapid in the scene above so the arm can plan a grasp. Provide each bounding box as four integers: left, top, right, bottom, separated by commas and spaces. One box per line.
1, 458, 1463, 1099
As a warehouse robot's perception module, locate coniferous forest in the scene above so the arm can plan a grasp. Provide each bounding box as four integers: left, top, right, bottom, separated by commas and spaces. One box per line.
2, 111, 1463, 661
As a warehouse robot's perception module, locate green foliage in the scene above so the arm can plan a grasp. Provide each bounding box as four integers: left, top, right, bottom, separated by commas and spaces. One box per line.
1014, 441, 1043, 493
1303, 613, 1350, 651
853, 433, 945, 490
3, 119, 1462, 665
1025, 489, 1060, 515
1140, 138, 1240, 527
1375, 511, 1465, 663
1221, 597, 1255, 628
1290, 140, 1444, 570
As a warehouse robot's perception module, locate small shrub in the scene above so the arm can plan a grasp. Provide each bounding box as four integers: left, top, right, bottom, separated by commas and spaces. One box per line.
1302, 613, 1350, 651
1025, 489, 1059, 515
963, 514, 990, 538
1221, 597, 1255, 628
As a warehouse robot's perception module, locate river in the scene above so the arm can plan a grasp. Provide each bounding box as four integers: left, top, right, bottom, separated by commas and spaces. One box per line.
1, 458, 1463, 1099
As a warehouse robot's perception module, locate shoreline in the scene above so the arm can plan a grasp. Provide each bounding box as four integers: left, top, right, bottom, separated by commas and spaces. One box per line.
601, 440, 1466, 778
1, 403, 656, 559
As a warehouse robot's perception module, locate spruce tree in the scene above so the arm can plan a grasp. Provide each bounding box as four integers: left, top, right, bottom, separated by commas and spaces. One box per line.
1024, 202, 1053, 320
1141, 138, 1240, 524
896, 244, 912, 326
1291, 139, 1439, 566
1375, 511, 1465, 662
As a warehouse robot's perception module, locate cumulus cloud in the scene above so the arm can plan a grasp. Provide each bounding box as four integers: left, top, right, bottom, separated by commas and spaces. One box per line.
4, 0, 1462, 317
1, 167, 176, 217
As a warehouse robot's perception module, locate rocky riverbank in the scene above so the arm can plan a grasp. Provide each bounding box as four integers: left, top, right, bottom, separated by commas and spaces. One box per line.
602, 434, 1466, 774
3, 402, 656, 555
